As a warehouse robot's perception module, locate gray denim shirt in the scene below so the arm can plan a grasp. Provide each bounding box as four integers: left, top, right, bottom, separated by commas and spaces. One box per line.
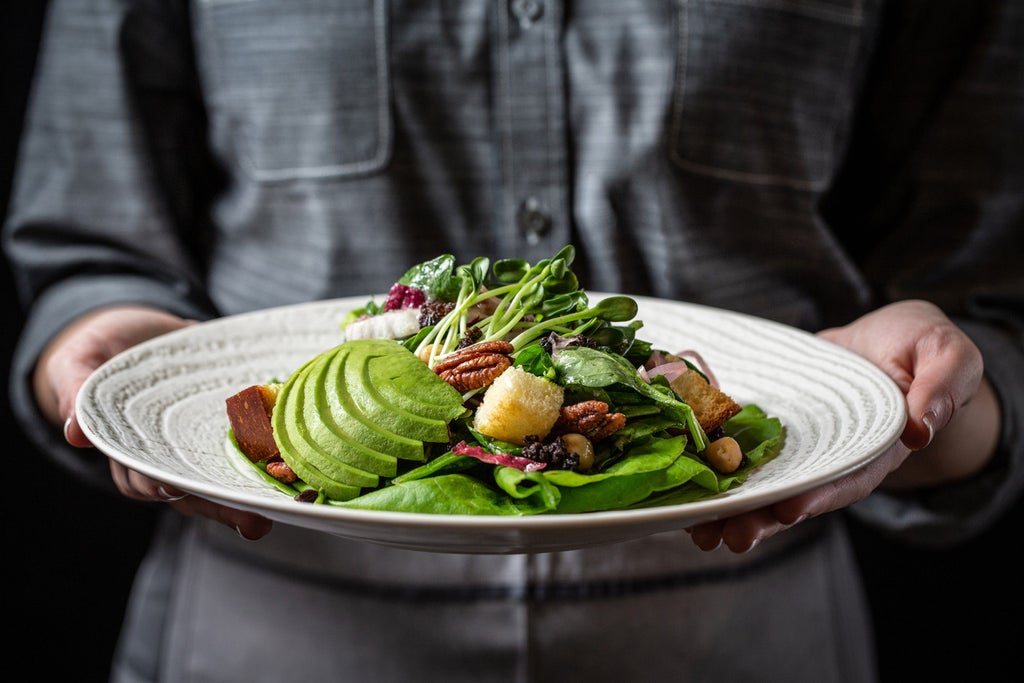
4, 1, 1023, 681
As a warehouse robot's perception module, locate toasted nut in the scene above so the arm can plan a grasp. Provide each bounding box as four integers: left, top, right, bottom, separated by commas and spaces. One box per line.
266, 459, 298, 483
431, 340, 514, 372
705, 436, 743, 474
551, 400, 627, 442
434, 340, 515, 392
560, 433, 595, 472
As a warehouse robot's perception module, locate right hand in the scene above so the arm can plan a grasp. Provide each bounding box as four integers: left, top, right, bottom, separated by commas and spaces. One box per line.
34, 304, 273, 540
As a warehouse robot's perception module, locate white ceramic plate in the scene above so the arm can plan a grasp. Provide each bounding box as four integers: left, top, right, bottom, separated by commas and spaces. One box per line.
76, 294, 906, 554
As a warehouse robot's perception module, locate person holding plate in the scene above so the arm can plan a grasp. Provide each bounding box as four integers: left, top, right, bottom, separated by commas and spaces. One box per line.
4, 2, 1021, 682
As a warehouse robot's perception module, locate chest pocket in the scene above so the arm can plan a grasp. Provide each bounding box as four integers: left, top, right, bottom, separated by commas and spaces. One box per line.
670, 0, 864, 190
195, 0, 391, 182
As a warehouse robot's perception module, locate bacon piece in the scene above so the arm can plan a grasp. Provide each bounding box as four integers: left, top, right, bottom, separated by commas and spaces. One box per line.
226, 385, 280, 462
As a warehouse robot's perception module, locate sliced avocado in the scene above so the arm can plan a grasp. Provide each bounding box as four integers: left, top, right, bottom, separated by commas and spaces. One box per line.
341, 340, 453, 443
270, 338, 466, 498
271, 355, 364, 501
282, 361, 379, 488
277, 444, 361, 501
318, 347, 424, 463
366, 351, 466, 421
350, 337, 466, 421
306, 347, 411, 472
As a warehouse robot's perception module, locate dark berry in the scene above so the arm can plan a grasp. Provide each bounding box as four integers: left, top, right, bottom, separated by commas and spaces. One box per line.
384, 283, 426, 312
418, 300, 455, 326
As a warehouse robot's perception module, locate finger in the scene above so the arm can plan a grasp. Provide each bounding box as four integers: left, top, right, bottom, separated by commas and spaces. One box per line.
49, 362, 99, 443
687, 520, 725, 551
109, 461, 189, 502
691, 441, 910, 554
720, 507, 786, 553
108, 461, 272, 539
43, 338, 109, 446
688, 508, 787, 553
772, 440, 908, 525
170, 497, 274, 540
63, 411, 94, 448
900, 331, 983, 451
109, 461, 134, 498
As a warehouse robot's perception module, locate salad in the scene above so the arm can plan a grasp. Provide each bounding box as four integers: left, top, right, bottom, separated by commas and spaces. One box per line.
225, 245, 783, 515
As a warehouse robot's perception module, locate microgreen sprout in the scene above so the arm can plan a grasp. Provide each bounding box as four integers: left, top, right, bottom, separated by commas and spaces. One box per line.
407, 246, 639, 364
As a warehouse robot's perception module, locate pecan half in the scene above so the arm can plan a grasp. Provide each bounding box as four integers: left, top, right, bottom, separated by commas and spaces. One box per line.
265, 458, 298, 483
550, 400, 627, 442
433, 340, 514, 392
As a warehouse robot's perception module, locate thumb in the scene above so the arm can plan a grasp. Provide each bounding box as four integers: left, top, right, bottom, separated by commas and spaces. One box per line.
900, 338, 983, 452
51, 357, 99, 449
64, 410, 94, 449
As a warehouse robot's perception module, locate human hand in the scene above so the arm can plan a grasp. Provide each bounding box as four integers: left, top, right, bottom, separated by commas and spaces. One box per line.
33, 304, 273, 540
687, 300, 996, 553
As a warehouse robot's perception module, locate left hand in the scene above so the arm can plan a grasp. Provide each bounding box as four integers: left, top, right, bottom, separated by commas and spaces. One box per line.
686, 299, 996, 552
34, 304, 275, 540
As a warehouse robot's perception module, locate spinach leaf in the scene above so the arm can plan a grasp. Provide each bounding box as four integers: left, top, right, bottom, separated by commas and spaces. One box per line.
490, 435, 720, 514
724, 404, 784, 466
390, 452, 479, 484
332, 474, 543, 515
399, 253, 460, 300
554, 346, 709, 451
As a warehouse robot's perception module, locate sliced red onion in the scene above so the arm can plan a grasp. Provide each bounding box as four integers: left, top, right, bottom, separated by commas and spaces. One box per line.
452, 441, 547, 472
640, 349, 720, 388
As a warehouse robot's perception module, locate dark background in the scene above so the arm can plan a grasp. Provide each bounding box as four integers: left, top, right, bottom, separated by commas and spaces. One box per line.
3, 4, 1020, 681
2, 3, 160, 678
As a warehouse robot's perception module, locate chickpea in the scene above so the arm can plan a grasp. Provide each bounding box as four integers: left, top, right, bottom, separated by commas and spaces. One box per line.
417, 343, 437, 365
705, 436, 743, 474
560, 433, 595, 472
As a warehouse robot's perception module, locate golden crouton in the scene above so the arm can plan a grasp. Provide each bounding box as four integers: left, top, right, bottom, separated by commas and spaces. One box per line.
669, 369, 742, 433
472, 366, 564, 445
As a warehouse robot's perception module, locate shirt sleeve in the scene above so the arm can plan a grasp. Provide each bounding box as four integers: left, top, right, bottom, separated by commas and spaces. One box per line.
829, 1, 1024, 545
2, 0, 218, 487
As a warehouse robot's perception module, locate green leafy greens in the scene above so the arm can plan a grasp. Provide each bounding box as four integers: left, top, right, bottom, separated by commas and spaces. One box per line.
229, 246, 785, 515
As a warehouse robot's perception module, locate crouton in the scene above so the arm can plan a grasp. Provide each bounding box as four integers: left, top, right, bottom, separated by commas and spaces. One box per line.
669, 369, 742, 433
472, 366, 564, 445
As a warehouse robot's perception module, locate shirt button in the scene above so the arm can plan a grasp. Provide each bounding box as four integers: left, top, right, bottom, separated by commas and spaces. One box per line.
517, 197, 552, 242
511, 0, 544, 28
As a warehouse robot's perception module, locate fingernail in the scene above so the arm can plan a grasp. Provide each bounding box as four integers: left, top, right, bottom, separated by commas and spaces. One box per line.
158, 486, 187, 502
921, 411, 936, 449
235, 525, 257, 541
63, 417, 73, 443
